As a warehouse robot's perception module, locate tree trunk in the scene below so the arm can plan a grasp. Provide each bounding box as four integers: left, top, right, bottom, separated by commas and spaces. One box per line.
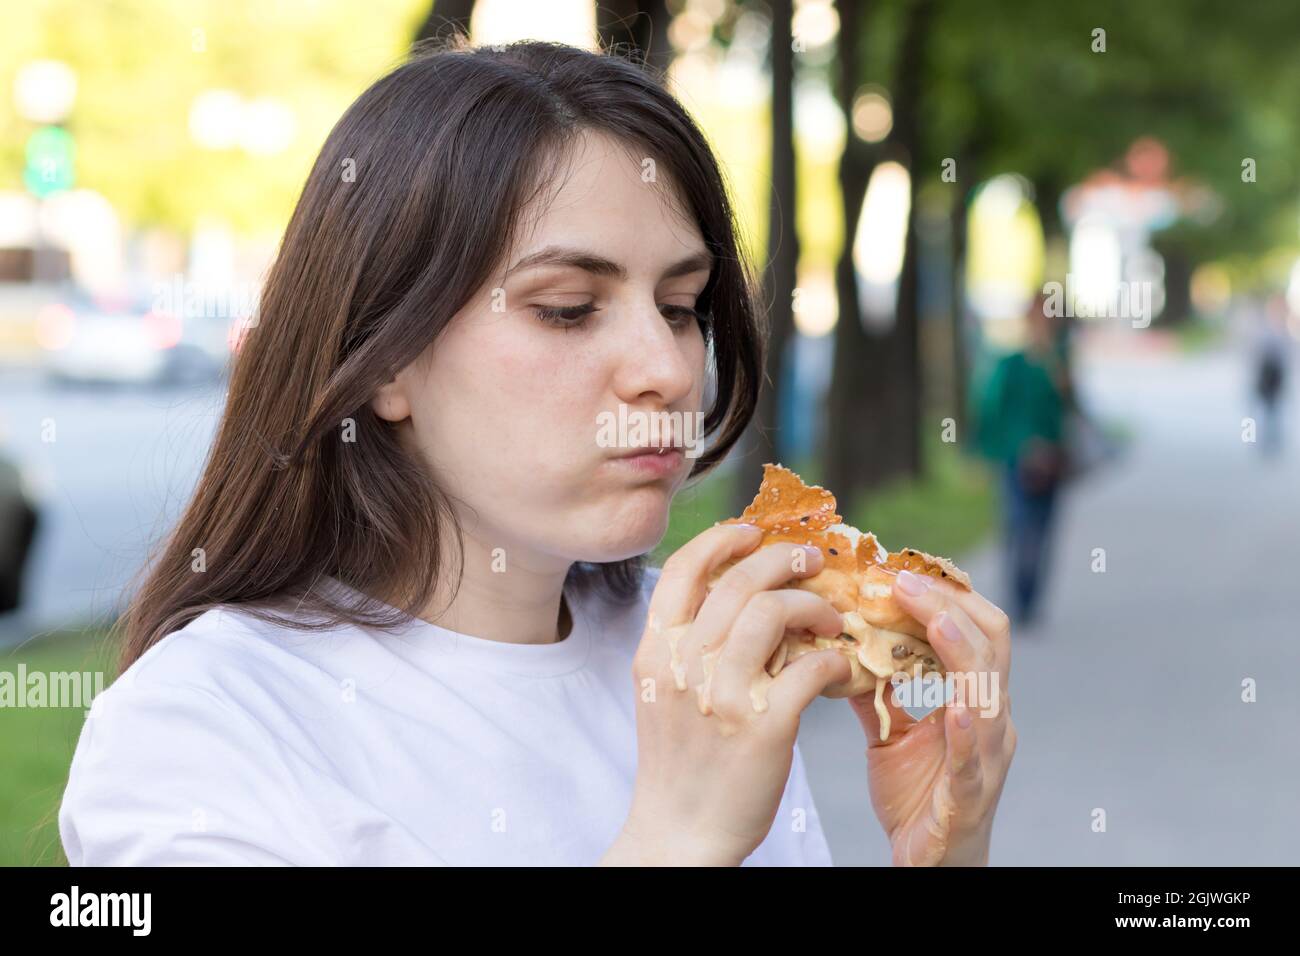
826, 0, 933, 516
949, 179, 971, 440
825, 0, 880, 513
885, 0, 936, 484
892, 186, 923, 479
414, 0, 476, 45
1034, 175, 1063, 244
597, 0, 673, 75
1152, 238, 1192, 326
730, 0, 799, 514
948, 98, 992, 450
825, 0, 936, 513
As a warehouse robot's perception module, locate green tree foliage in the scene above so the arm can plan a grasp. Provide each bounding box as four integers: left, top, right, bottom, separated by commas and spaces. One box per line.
1, 0, 431, 233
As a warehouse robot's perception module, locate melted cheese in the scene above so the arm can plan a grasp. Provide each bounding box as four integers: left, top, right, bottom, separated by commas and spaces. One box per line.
665, 625, 690, 692
647, 611, 693, 694
695, 646, 720, 716
855, 632, 900, 679
874, 678, 889, 741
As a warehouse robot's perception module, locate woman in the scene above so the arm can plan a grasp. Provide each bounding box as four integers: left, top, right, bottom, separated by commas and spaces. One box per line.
60, 40, 1015, 866
975, 294, 1071, 629
1252, 294, 1289, 458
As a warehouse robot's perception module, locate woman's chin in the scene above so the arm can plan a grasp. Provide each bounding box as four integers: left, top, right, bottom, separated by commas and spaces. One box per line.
580, 497, 672, 562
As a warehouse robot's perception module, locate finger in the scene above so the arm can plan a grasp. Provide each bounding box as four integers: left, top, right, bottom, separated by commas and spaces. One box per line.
963, 680, 1014, 760
931, 608, 998, 693
975, 707, 1014, 771
945, 702, 984, 806
764, 649, 852, 723
1000, 716, 1019, 767
674, 545, 828, 705
647, 523, 763, 633
893, 570, 1011, 653
640, 524, 764, 695
685, 541, 825, 660
891, 572, 1002, 679
708, 590, 843, 716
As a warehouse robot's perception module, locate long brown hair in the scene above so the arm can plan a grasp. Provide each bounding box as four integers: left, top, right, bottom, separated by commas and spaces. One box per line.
119, 38, 764, 673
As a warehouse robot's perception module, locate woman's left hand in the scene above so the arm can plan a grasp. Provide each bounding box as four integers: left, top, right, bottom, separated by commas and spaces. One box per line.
847, 569, 1017, 866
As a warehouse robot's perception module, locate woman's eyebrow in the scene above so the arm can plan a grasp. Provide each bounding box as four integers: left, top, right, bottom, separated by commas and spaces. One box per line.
504, 245, 713, 281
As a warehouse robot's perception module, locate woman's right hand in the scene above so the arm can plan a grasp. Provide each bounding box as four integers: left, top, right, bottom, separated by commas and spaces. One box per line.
601, 523, 851, 866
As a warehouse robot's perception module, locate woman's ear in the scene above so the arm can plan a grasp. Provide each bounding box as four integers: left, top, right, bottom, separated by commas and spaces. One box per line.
371, 376, 412, 423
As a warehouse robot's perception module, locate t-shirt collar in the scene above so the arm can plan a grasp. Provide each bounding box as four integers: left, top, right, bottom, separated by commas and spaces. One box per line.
318, 574, 593, 678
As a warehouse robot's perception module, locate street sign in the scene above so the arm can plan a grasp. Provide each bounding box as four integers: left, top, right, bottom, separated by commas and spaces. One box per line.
23, 126, 75, 198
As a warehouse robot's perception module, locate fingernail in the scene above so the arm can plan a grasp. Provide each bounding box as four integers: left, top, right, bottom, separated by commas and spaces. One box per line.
895, 569, 929, 595
801, 545, 822, 557
735, 522, 760, 531
939, 611, 963, 642
956, 706, 973, 728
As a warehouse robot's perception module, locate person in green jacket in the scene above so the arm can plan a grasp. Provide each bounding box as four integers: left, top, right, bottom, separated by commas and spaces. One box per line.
973, 294, 1072, 628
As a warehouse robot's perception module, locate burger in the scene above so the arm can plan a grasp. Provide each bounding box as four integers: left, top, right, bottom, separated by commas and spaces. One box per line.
708, 463, 972, 739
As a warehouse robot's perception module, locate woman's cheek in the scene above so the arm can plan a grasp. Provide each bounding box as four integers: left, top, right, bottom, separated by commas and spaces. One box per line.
478, 342, 595, 468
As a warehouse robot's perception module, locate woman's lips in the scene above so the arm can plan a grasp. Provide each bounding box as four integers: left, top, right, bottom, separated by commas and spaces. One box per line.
610, 446, 686, 479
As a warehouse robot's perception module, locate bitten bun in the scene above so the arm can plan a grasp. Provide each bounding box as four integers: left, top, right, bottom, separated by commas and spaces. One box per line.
706, 463, 973, 738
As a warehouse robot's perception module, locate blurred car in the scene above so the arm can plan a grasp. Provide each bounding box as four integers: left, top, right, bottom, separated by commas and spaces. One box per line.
39, 289, 233, 387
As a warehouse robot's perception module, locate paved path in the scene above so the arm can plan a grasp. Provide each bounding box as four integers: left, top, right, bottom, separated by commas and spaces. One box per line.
799, 335, 1300, 865
0, 371, 221, 643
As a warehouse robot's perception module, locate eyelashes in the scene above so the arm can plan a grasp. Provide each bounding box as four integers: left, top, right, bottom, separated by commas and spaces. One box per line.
532, 303, 598, 327
532, 303, 706, 331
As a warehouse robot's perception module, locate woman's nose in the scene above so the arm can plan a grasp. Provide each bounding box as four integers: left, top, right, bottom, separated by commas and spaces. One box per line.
610, 301, 697, 405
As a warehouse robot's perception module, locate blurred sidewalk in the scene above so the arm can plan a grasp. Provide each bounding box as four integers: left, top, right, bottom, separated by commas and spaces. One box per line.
800, 337, 1300, 865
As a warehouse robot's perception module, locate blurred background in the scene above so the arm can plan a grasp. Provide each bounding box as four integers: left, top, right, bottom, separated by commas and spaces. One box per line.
1, 0, 1297, 866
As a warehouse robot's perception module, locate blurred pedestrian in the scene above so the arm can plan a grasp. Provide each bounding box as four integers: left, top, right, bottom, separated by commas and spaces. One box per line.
1253, 295, 1290, 458
973, 294, 1071, 629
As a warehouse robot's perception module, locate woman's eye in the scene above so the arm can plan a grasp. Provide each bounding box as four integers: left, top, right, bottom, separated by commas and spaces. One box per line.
533, 303, 596, 328
660, 305, 704, 329
532, 302, 705, 330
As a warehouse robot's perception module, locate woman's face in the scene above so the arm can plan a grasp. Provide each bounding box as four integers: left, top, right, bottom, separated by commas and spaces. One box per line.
374, 130, 711, 572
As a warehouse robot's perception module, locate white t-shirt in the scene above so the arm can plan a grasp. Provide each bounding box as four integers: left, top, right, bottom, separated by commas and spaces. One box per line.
59, 567, 834, 866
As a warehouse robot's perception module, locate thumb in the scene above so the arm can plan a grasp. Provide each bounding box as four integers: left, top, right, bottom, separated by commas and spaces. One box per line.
766, 649, 852, 718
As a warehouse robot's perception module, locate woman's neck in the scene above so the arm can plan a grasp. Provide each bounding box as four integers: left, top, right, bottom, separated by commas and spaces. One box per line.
415, 528, 572, 646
